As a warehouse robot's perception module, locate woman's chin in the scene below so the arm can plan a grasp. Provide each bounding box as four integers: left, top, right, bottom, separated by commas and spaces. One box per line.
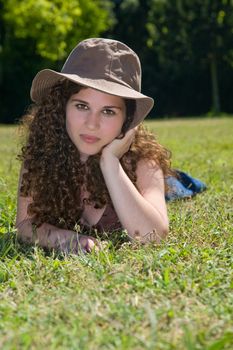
79, 149, 102, 162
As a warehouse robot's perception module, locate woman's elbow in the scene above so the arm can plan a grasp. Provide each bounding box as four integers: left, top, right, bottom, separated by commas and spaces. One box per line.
156, 217, 169, 242
15, 219, 33, 244
133, 223, 169, 244
158, 223, 169, 241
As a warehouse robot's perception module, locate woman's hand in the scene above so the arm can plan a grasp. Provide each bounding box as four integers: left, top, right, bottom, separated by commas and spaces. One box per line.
101, 128, 136, 160
60, 232, 100, 254
78, 234, 100, 253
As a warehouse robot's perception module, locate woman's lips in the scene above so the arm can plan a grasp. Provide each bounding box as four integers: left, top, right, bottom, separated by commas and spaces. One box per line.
80, 134, 100, 144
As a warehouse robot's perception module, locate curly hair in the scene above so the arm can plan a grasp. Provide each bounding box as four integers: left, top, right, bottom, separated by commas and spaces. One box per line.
18, 80, 172, 230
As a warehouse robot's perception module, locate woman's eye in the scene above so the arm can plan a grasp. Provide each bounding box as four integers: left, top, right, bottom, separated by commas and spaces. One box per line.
103, 109, 115, 116
75, 103, 88, 110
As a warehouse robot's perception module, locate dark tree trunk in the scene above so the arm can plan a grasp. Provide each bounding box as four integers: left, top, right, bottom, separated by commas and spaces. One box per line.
210, 54, 220, 114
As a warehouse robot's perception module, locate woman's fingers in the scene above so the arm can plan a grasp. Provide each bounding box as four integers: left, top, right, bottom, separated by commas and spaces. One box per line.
102, 127, 137, 159
79, 235, 100, 253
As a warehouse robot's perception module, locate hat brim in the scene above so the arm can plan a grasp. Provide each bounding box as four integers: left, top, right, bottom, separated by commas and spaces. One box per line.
30, 69, 154, 128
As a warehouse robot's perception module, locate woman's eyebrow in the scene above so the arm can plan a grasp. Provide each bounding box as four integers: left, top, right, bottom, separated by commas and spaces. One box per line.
71, 98, 89, 104
71, 98, 122, 110
103, 105, 123, 110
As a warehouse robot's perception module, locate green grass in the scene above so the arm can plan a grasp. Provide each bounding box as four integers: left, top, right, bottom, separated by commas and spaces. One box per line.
0, 118, 233, 350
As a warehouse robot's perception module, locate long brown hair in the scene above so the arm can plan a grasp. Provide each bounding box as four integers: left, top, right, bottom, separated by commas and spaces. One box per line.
18, 80, 171, 229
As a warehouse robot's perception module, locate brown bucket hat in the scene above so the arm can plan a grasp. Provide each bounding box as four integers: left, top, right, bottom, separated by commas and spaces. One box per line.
31, 38, 154, 128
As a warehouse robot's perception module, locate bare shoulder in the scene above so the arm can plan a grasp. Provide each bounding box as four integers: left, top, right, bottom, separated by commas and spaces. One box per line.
136, 159, 165, 195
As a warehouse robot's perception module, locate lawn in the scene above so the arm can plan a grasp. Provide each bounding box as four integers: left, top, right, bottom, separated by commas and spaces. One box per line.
0, 117, 233, 350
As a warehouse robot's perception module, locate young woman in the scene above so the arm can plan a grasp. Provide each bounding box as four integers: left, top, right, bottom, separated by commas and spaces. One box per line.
16, 38, 204, 254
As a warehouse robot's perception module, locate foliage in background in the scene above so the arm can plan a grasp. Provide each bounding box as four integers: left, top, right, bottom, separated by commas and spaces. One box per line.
0, 0, 233, 122
109, 0, 233, 116
0, 0, 114, 122
3, 0, 114, 61
147, 0, 233, 114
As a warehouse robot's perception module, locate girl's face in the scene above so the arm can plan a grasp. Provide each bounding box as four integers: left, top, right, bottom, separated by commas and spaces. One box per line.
66, 88, 126, 161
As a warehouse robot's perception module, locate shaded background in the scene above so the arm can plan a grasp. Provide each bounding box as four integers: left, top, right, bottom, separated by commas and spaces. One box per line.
0, 0, 233, 123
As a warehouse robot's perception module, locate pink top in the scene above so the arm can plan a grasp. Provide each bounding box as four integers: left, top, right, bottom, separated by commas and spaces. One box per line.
80, 204, 122, 235
94, 204, 122, 232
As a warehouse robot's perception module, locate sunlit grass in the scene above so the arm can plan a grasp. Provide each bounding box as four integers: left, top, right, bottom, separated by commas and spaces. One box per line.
0, 118, 233, 349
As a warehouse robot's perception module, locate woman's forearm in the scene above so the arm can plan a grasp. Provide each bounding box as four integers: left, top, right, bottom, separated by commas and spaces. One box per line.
100, 154, 168, 242
16, 219, 78, 252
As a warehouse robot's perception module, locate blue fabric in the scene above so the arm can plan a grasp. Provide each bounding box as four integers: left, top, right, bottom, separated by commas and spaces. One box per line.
165, 170, 207, 201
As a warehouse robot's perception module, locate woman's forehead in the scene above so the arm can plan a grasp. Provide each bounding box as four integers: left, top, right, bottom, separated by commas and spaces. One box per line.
70, 87, 126, 107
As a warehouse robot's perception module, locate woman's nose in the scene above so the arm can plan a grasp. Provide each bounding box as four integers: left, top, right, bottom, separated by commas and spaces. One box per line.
85, 112, 100, 130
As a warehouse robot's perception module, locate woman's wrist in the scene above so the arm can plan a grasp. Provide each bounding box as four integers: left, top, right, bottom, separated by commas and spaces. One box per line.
100, 150, 119, 170
100, 156, 120, 178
